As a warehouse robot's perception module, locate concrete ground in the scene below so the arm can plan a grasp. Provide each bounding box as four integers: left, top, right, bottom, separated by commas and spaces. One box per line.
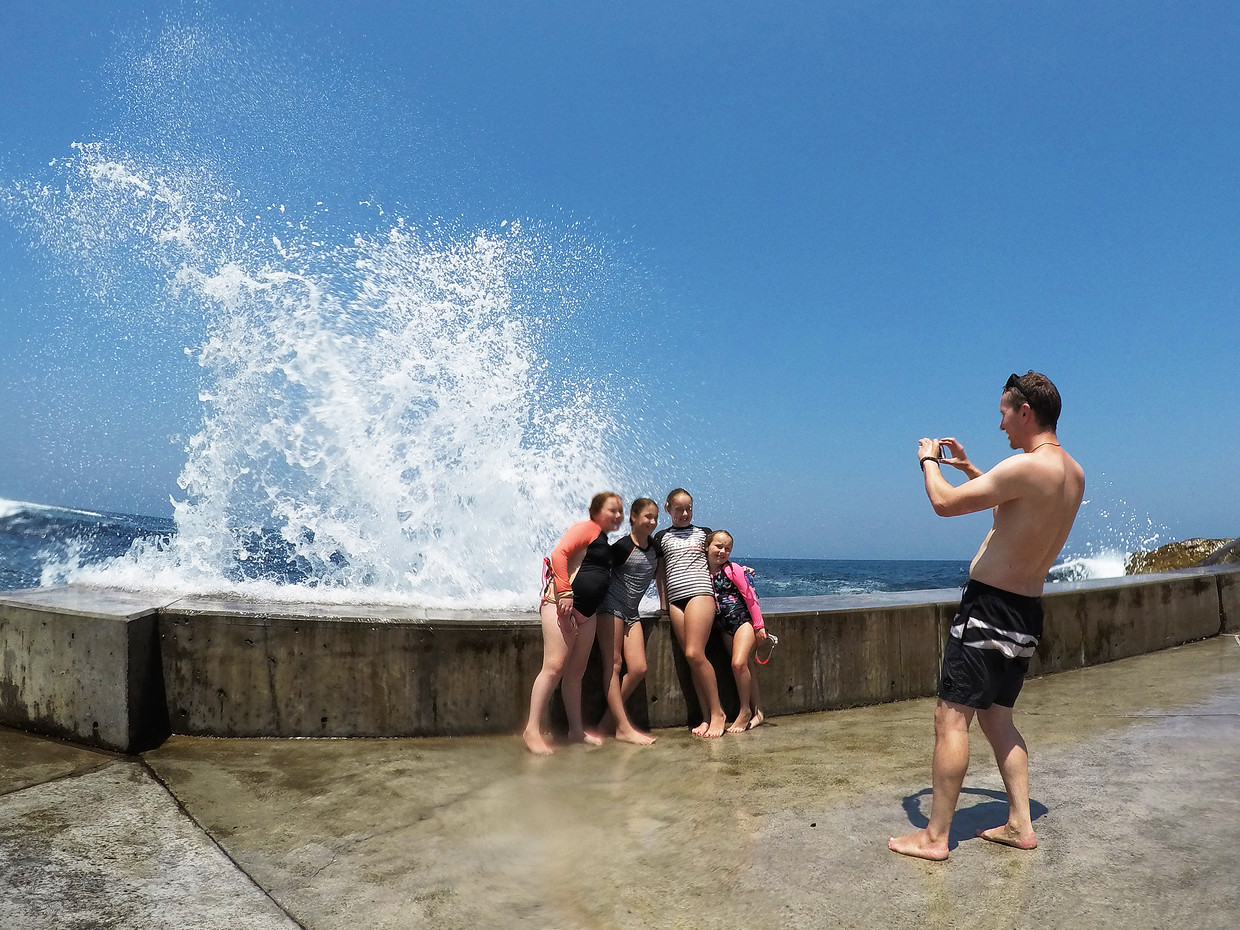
2, 636, 1238, 930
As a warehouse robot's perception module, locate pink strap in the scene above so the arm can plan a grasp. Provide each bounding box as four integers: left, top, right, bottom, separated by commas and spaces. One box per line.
724, 562, 765, 631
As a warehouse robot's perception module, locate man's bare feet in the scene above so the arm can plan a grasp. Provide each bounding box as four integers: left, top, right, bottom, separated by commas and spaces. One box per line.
726, 710, 753, 733
567, 729, 604, 747
523, 729, 554, 755
976, 824, 1037, 849
746, 709, 765, 730
698, 713, 726, 738
888, 830, 949, 861
615, 726, 657, 746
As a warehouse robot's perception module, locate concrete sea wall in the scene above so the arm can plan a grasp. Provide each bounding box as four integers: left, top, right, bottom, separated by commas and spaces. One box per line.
2, 565, 1238, 753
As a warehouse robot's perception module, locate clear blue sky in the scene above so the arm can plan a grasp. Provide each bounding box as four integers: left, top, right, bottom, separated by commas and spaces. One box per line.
2, 0, 1237, 560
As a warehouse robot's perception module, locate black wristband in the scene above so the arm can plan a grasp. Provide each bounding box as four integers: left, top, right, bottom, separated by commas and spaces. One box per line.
919, 456, 939, 471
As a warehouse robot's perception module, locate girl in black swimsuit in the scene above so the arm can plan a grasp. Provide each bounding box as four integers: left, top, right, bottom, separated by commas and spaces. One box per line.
522, 491, 625, 755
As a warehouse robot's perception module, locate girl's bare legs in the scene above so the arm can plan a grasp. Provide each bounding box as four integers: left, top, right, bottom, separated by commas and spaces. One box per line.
523, 601, 574, 755
747, 655, 765, 729
595, 612, 620, 735
597, 613, 655, 745
679, 595, 726, 737
724, 624, 756, 732
561, 614, 603, 746
667, 604, 702, 730
619, 620, 648, 704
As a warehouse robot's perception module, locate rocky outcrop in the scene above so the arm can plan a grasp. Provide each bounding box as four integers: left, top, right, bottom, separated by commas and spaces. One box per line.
1201, 537, 1240, 566
1125, 538, 1231, 574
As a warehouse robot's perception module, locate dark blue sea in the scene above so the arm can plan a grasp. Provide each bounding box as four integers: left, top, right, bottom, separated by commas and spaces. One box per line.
743, 557, 968, 596
0, 501, 174, 592
0, 499, 970, 598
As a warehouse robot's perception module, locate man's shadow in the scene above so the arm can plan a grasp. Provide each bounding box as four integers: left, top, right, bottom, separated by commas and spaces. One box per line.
900, 787, 1048, 850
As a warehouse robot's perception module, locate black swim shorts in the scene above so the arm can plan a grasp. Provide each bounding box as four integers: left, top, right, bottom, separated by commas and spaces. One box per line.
938, 579, 1043, 710
670, 595, 708, 612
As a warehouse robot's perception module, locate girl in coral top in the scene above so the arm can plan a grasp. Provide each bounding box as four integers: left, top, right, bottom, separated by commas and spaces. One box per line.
522, 492, 625, 755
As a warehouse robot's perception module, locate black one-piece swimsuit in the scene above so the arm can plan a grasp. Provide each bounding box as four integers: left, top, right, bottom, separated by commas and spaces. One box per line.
571, 527, 613, 617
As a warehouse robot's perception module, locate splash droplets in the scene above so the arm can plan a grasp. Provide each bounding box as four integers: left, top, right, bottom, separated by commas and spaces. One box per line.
12, 143, 643, 607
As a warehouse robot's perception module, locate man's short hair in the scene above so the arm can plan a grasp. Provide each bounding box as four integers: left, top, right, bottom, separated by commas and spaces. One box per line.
1003, 371, 1061, 431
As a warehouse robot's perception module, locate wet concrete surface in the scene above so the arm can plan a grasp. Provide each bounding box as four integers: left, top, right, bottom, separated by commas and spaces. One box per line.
2, 635, 1238, 929
0, 736, 297, 929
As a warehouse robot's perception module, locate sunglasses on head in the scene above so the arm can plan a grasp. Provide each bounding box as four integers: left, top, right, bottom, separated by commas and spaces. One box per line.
1004, 373, 1027, 398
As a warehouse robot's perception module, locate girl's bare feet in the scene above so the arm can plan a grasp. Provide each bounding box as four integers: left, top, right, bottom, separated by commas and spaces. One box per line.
726, 710, 753, 733
746, 709, 765, 730
523, 729, 554, 755
615, 726, 656, 746
700, 713, 726, 738
691, 721, 709, 736
976, 824, 1037, 849
567, 728, 604, 747
888, 829, 949, 861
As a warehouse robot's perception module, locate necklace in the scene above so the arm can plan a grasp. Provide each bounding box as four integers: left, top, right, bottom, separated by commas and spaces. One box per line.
1029, 440, 1061, 453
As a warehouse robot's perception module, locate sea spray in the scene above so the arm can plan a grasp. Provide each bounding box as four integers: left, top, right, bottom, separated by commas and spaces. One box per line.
8, 142, 649, 606
1049, 475, 1167, 582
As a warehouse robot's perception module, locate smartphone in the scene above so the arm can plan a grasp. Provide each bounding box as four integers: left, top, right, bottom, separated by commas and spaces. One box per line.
937, 441, 952, 460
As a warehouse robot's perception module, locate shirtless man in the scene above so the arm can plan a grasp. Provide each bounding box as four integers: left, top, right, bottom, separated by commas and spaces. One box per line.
888, 371, 1085, 861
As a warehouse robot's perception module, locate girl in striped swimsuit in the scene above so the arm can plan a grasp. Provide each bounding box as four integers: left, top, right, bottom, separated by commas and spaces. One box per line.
595, 497, 661, 745
652, 488, 726, 738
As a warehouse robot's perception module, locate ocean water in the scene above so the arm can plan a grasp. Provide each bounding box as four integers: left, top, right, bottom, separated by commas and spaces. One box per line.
746, 557, 968, 597
4, 497, 1125, 602
0, 500, 173, 593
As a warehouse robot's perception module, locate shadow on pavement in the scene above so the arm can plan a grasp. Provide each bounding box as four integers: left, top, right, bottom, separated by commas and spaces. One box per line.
901, 786, 1049, 849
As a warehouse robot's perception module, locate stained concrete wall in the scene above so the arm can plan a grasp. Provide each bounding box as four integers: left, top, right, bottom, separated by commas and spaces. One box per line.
0, 588, 175, 753
1219, 570, 1240, 634
158, 598, 542, 738
2, 565, 1239, 750
650, 567, 1233, 727
1035, 570, 1226, 674
648, 595, 951, 728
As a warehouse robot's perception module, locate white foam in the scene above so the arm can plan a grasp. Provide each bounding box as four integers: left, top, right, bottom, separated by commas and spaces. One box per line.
0, 498, 105, 521
1052, 476, 1169, 583
11, 143, 644, 607
1049, 551, 1129, 582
